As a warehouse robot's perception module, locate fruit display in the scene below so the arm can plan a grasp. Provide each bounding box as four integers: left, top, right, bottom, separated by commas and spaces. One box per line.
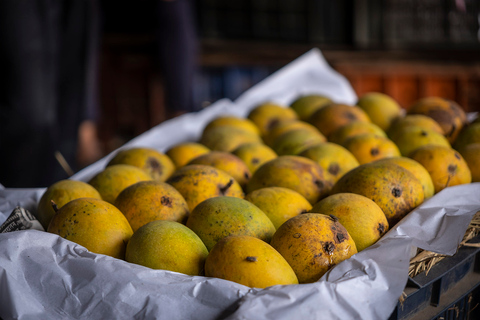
2, 51, 479, 320
32, 91, 477, 290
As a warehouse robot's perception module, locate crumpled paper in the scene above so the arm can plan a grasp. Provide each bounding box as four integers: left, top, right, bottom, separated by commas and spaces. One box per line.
1, 48, 479, 320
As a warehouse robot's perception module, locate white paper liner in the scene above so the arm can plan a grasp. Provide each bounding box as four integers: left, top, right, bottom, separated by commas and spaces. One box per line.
1, 48, 479, 320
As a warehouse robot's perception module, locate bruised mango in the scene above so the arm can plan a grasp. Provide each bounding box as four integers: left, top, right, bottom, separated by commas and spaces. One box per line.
409, 145, 472, 194
246, 155, 330, 204
232, 142, 278, 174
187, 151, 251, 189
114, 180, 190, 232
308, 103, 371, 138
247, 102, 298, 136
107, 147, 175, 182
166, 164, 244, 211
311, 193, 389, 252
205, 235, 298, 288
373, 157, 435, 199
186, 196, 275, 251
331, 161, 424, 226
270, 213, 357, 283
343, 133, 401, 165
245, 187, 312, 230
47, 198, 133, 259
408, 97, 467, 143
299, 142, 360, 184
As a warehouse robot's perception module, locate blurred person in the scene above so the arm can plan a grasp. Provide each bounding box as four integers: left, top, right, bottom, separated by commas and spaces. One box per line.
0, 0, 101, 188
153, 0, 199, 118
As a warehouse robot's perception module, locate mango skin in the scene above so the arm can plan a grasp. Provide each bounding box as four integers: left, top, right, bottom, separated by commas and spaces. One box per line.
329, 121, 387, 146
199, 126, 262, 152
331, 162, 425, 227
408, 97, 467, 143
246, 155, 330, 205
289, 94, 332, 121
88, 164, 153, 204
311, 193, 389, 252
388, 114, 444, 139
205, 235, 298, 288
263, 120, 321, 147
47, 198, 133, 259
343, 133, 401, 165
245, 187, 312, 230
453, 122, 480, 154
299, 142, 359, 184
271, 128, 326, 156
166, 142, 210, 169
232, 142, 278, 174
373, 157, 435, 199
270, 213, 357, 284
186, 196, 276, 251
114, 180, 190, 232
308, 104, 371, 138
459, 143, 480, 182
409, 145, 472, 194
203, 115, 261, 136
356, 92, 402, 131
125, 220, 208, 276
167, 164, 244, 212
37, 179, 102, 229
107, 147, 175, 182
247, 102, 298, 136
187, 151, 251, 189
390, 126, 451, 157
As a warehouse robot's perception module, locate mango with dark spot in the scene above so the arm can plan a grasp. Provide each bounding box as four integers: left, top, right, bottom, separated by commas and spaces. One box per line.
37, 179, 102, 229
187, 151, 252, 189
114, 180, 190, 232
408, 97, 467, 143
247, 102, 298, 137
107, 147, 176, 182
186, 196, 275, 251
409, 145, 471, 194
342, 133, 401, 165
311, 193, 389, 252
331, 161, 424, 227
246, 155, 330, 205
205, 235, 298, 288
232, 142, 277, 174
299, 142, 359, 184
270, 213, 357, 283
307, 103, 371, 138
389, 126, 451, 157
166, 164, 244, 212
47, 198, 133, 259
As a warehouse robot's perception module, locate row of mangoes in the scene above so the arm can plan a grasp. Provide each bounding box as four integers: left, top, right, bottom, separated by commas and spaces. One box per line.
36, 92, 479, 288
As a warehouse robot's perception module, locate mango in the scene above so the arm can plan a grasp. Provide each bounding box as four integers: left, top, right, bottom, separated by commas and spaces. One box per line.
165, 142, 210, 169
199, 126, 262, 152
328, 121, 387, 146
114, 180, 190, 232
356, 92, 402, 131
289, 94, 332, 121
271, 128, 326, 156
167, 164, 244, 211
125, 220, 208, 275
247, 102, 298, 136
232, 142, 277, 174
245, 186, 312, 230
47, 198, 133, 259
107, 147, 175, 182
205, 235, 298, 288
37, 179, 102, 229
186, 196, 275, 251
270, 213, 357, 283
390, 126, 451, 157
311, 193, 389, 252
343, 133, 401, 165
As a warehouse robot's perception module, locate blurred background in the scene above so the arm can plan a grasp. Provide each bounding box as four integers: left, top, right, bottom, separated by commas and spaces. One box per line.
2, 0, 479, 187
95, 0, 480, 161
